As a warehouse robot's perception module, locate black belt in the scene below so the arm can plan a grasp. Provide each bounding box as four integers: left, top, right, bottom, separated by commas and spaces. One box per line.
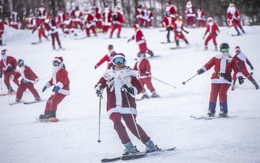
215, 72, 230, 78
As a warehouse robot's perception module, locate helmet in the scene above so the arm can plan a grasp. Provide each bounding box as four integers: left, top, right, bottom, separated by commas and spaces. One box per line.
18, 59, 25, 67
219, 43, 229, 53
108, 44, 113, 50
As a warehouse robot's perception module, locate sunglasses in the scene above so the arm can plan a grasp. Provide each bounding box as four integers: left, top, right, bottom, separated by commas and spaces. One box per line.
53, 61, 61, 66
113, 57, 125, 64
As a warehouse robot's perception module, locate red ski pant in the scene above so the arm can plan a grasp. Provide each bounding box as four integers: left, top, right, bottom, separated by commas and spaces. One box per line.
85, 26, 97, 36
110, 113, 150, 144
0, 32, 3, 40
197, 20, 206, 27
4, 71, 19, 89
232, 67, 254, 81
139, 77, 155, 93
110, 24, 121, 36
174, 32, 187, 42
139, 43, 153, 56
205, 33, 217, 47
102, 25, 110, 33
209, 83, 230, 103
38, 28, 47, 39
16, 82, 40, 100
45, 93, 66, 112
50, 33, 61, 48
232, 20, 243, 30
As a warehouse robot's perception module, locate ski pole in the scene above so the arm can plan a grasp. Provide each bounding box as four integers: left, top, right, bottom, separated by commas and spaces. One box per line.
182, 74, 198, 85
97, 95, 102, 143
152, 76, 176, 89
123, 90, 141, 140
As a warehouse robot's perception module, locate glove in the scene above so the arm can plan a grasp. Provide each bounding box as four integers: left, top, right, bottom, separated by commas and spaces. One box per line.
249, 64, 254, 71
9, 75, 14, 80
197, 69, 205, 75
0, 73, 2, 78
203, 35, 205, 40
95, 84, 103, 97
53, 86, 60, 92
32, 29, 36, 34
121, 84, 135, 95
127, 39, 131, 43
34, 78, 39, 84
238, 76, 244, 85
94, 65, 98, 69
184, 30, 189, 34
42, 86, 47, 92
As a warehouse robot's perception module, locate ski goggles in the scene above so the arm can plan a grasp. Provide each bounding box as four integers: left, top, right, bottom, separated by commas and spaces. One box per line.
53, 61, 61, 66
113, 57, 125, 64
220, 48, 229, 53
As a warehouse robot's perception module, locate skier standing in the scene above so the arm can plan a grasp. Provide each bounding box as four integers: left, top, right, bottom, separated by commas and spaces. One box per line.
0, 49, 19, 93
203, 17, 220, 51
162, 11, 175, 43
173, 16, 189, 48
109, 8, 125, 38
94, 44, 116, 70
197, 43, 243, 117
227, 2, 245, 35
13, 59, 41, 102
40, 57, 70, 121
95, 53, 159, 154
133, 52, 159, 99
127, 24, 154, 57
231, 46, 259, 90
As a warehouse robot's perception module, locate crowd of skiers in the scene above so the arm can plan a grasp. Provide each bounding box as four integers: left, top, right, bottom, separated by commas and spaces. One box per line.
0, 1, 259, 156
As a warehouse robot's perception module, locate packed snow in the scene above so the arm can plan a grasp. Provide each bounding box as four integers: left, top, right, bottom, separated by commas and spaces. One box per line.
0, 25, 260, 163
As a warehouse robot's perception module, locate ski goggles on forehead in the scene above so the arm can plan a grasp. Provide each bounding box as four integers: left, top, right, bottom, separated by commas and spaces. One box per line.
113, 57, 125, 64
53, 60, 61, 66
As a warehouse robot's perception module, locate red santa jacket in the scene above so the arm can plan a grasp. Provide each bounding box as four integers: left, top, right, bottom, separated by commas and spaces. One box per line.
130, 29, 145, 45
204, 23, 219, 35
197, 9, 205, 20
233, 52, 252, 70
57, 11, 67, 24
133, 57, 151, 78
84, 14, 95, 27
45, 67, 70, 95
102, 11, 112, 26
227, 7, 240, 22
201, 54, 240, 84
97, 66, 141, 118
44, 18, 58, 34
0, 56, 17, 74
185, 6, 195, 17
71, 9, 83, 20
162, 16, 175, 28
166, 5, 177, 18
111, 12, 124, 25
96, 51, 116, 69
0, 21, 4, 32
14, 65, 38, 83
37, 7, 47, 20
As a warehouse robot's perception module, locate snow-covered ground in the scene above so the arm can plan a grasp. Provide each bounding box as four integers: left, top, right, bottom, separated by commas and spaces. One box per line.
0, 25, 259, 163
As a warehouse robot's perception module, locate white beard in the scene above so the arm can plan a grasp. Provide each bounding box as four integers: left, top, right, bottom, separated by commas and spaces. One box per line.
1, 54, 7, 61
52, 63, 63, 75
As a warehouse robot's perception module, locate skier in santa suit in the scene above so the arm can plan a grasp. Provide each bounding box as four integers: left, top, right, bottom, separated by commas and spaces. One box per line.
9, 11, 19, 29
196, 7, 206, 27
203, 17, 220, 51
83, 10, 97, 37
127, 24, 154, 57
0, 49, 19, 93
184, 1, 196, 27
110, 7, 125, 38
94, 44, 116, 70
56, 9, 67, 29
40, 57, 70, 120
197, 43, 243, 117
102, 6, 112, 33
95, 53, 159, 154
94, 7, 102, 32
13, 59, 41, 102
44, 17, 63, 50
133, 52, 159, 99
70, 6, 83, 30
231, 46, 259, 90
32, 18, 49, 42
162, 11, 175, 43
136, 4, 143, 26
227, 2, 245, 36
0, 18, 4, 45
173, 16, 189, 48
165, 2, 178, 19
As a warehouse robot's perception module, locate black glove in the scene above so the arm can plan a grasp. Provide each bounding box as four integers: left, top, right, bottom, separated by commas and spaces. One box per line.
184, 30, 189, 34
197, 69, 205, 75
127, 39, 131, 43
0, 73, 2, 78
95, 84, 103, 97
238, 76, 244, 85
121, 84, 135, 95
249, 64, 254, 71
94, 65, 98, 69
42, 86, 47, 92
32, 29, 36, 34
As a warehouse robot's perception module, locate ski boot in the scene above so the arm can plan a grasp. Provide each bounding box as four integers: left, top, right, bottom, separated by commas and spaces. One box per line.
39, 110, 56, 119
145, 140, 160, 153
251, 80, 259, 90
218, 111, 228, 118
151, 91, 159, 98
204, 46, 208, 50
207, 110, 215, 117
141, 92, 150, 100
123, 141, 139, 155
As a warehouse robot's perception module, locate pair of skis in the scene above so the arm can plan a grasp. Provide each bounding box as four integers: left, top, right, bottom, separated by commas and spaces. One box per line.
101, 147, 176, 162
9, 99, 45, 105
190, 115, 230, 120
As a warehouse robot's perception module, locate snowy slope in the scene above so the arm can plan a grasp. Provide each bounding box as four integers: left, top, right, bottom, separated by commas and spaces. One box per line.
0, 25, 260, 163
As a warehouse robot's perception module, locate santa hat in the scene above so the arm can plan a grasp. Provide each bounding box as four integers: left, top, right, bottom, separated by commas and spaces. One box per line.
166, 2, 172, 5
133, 24, 140, 29
1, 49, 7, 55
235, 46, 240, 51
113, 53, 125, 60
53, 56, 63, 63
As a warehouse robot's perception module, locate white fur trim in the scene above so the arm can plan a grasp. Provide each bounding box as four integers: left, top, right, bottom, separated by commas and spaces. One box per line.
211, 78, 231, 84
107, 106, 138, 119
236, 72, 243, 78
58, 89, 70, 95
56, 82, 64, 88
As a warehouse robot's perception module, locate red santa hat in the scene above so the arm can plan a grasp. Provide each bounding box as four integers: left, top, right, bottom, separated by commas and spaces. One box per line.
235, 46, 241, 51
53, 56, 63, 63
133, 24, 140, 29
166, 2, 172, 6
1, 49, 7, 55
113, 53, 125, 60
